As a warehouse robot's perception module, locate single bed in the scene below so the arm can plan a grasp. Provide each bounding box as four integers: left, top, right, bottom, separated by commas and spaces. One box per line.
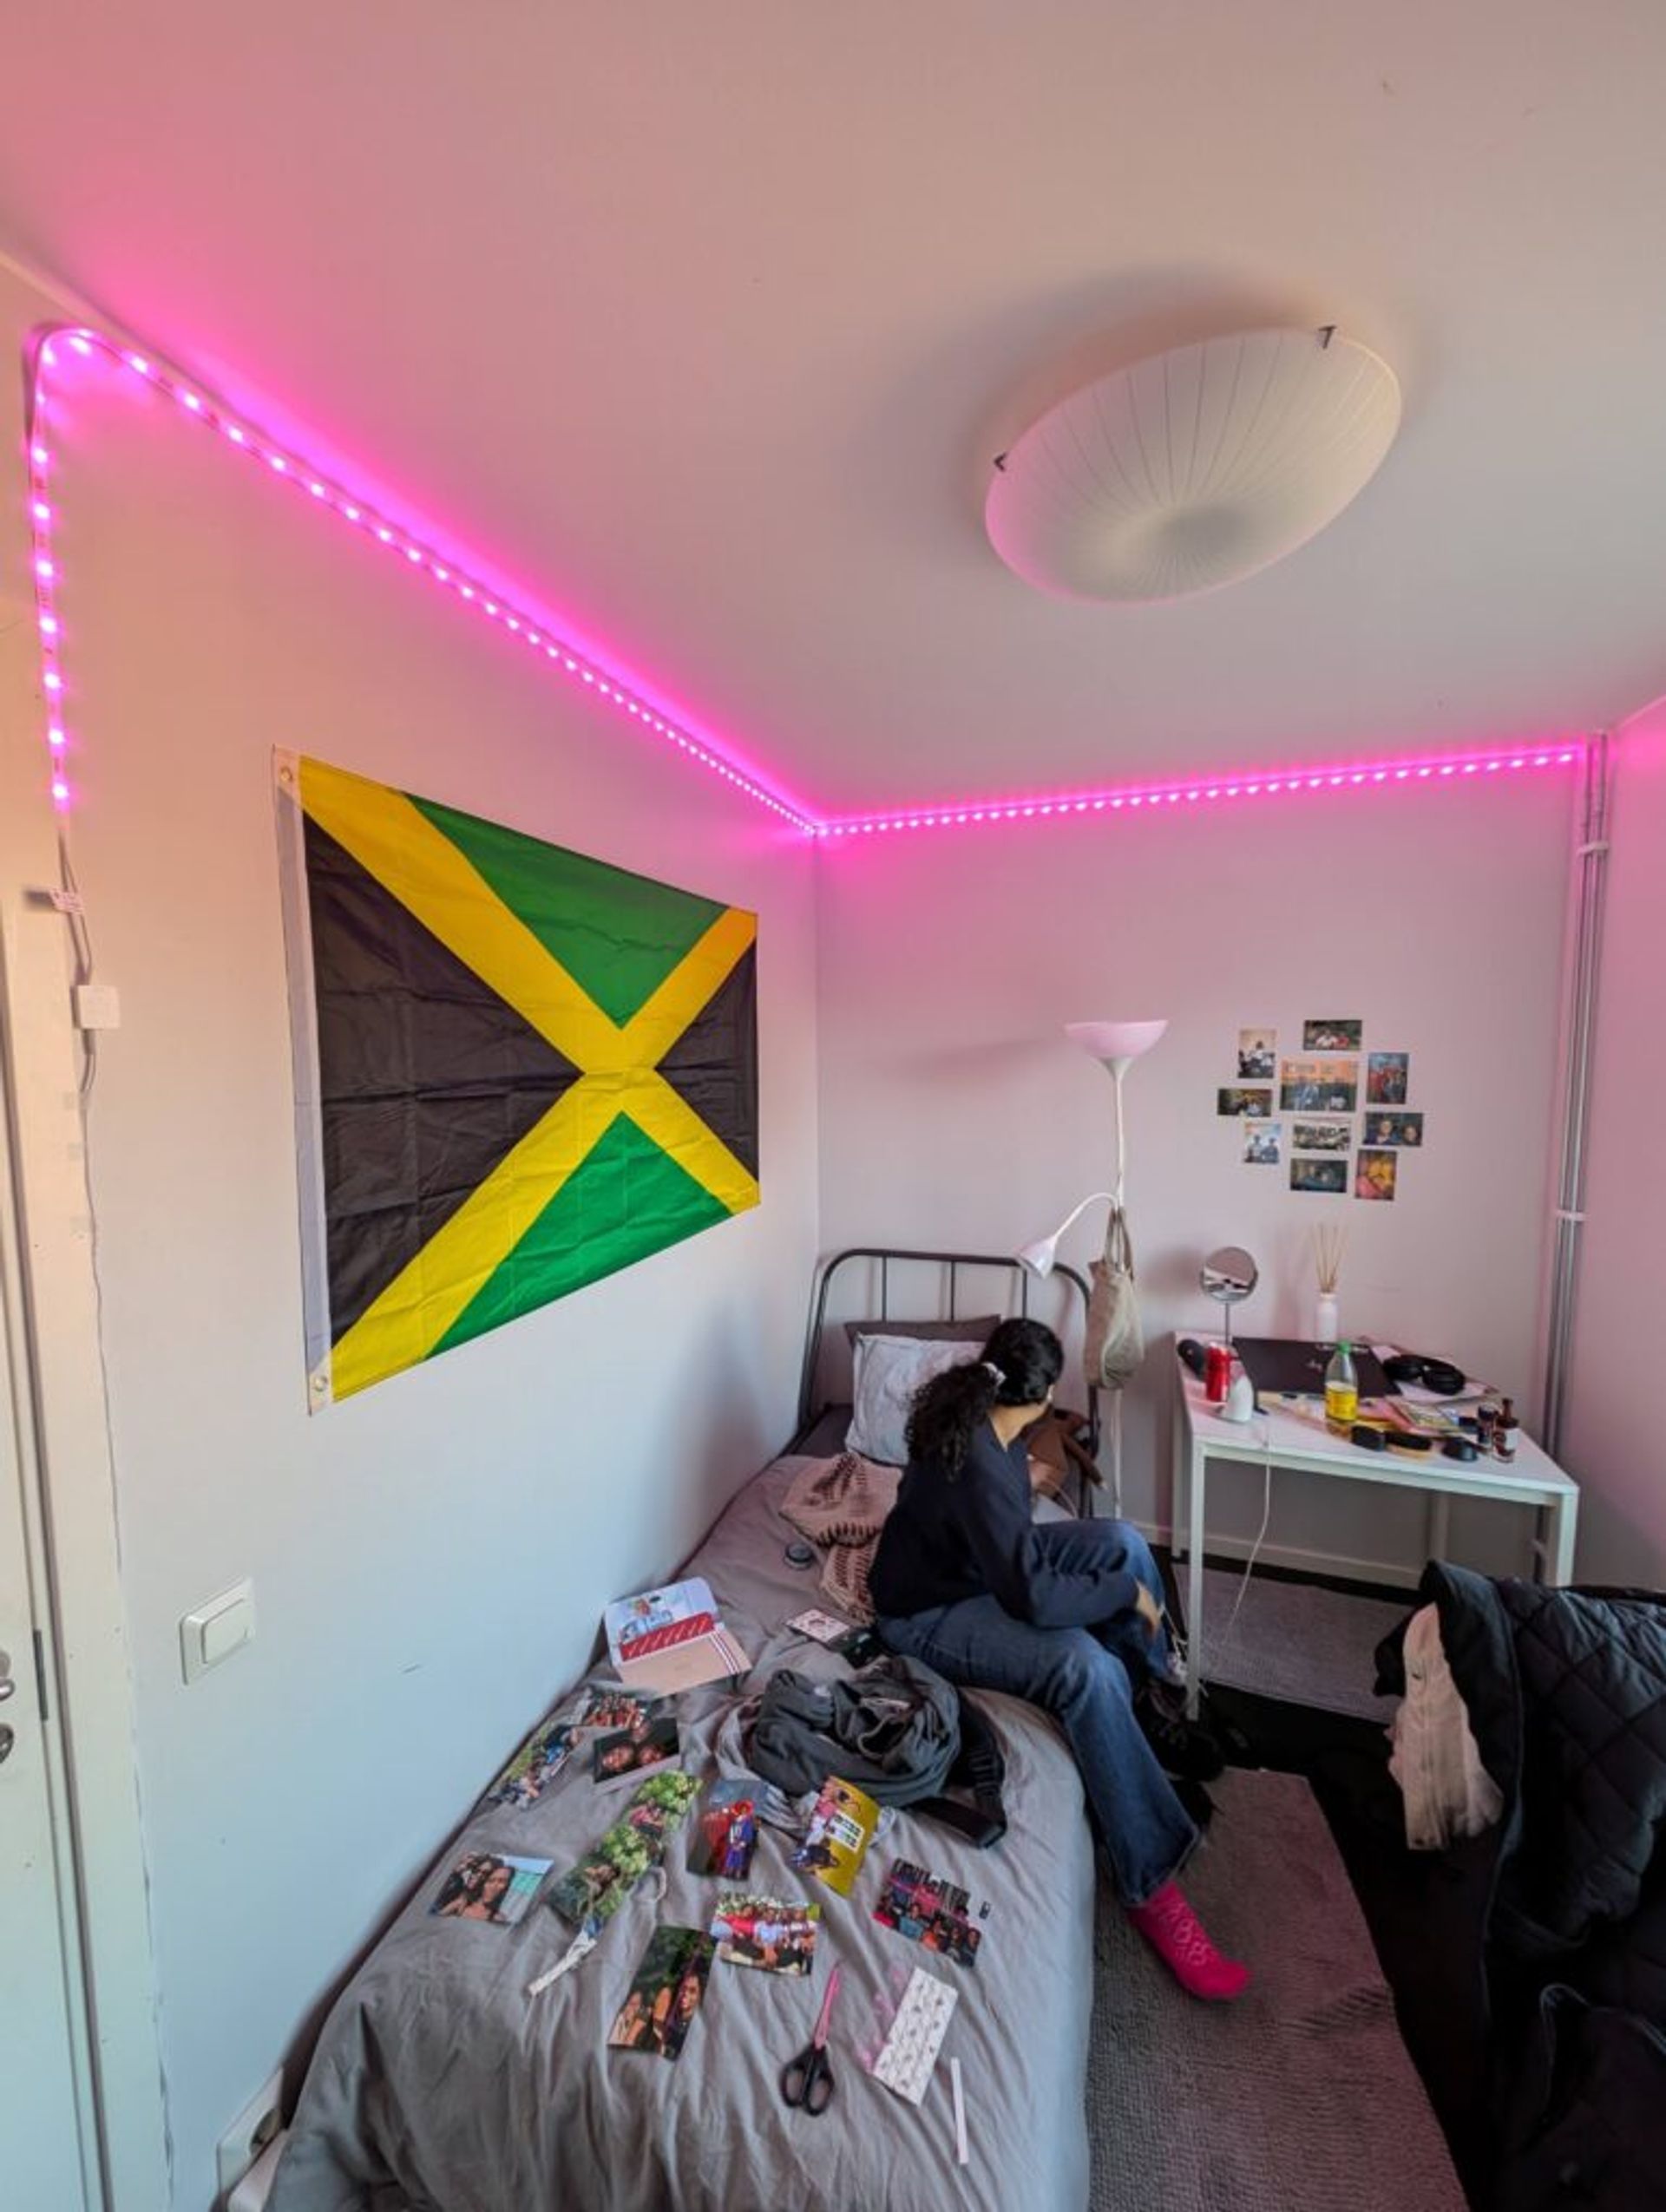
269, 1252, 1105, 2212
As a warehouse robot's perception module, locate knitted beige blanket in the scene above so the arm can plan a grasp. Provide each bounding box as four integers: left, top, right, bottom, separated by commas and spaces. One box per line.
779, 1452, 901, 1624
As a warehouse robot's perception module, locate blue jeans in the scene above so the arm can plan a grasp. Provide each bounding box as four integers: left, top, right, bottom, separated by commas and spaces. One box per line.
876, 1519, 1197, 1907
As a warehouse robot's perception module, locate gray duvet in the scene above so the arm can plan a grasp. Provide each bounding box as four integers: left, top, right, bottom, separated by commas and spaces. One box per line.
268, 1457, 1096, 2212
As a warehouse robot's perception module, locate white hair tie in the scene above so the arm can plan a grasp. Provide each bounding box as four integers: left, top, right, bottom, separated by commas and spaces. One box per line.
981, 1360, 1006, 1387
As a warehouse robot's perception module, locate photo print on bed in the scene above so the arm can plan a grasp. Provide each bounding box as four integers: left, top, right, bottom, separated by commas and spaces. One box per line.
792, 1776, 881, 1895
483, 1690, 594, 1810
548, 1770, 700, 1929
592, 1713, 681, 1783
709, 1893, 820, 1975
607, 1927, 718, 2062
688, 1778, 760, 1880
872, 1860, 988, 1970
431, 1849, 553, 1927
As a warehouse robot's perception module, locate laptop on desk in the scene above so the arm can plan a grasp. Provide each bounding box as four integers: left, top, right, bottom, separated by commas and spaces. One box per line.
1231, 1336, 1398, 1400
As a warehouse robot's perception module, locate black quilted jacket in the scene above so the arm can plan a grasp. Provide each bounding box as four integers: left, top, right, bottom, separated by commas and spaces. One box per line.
1379, 1564, 1666, 2211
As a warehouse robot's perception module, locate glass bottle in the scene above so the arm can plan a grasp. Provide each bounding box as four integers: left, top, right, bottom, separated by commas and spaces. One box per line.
1324, 1339, 1359, 1435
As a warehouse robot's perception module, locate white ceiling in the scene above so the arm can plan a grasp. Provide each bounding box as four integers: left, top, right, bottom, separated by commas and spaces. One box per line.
5, 2, 1666, 814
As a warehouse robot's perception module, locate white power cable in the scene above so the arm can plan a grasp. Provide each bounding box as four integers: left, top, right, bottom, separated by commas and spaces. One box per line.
1217, 1413, 1276, 1652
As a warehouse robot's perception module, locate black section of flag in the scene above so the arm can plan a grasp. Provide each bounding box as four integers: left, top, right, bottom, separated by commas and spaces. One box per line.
655, 942, 758, 1177
304, 817, 582, 1341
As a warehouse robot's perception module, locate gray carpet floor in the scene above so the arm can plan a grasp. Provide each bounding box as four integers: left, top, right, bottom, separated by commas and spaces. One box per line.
1190, 1566, 1409, 1720
1087, 1769, 1466, 2212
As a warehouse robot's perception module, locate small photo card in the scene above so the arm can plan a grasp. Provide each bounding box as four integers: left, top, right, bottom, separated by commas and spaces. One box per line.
585, 1686, 661, 1735
1366, 1052, 1411, 1105
431, 1849, 552, 1927
1242, 1119, 1282, 1167
1292, 1118, 1353, 1154
1217, 1086, 1272, 1118
1236, 1027, 1276, 1080
1363, 1109, 1423, 1148
1304, 1018, 1363, 1052
1280, 1058, 1359, 1115
789, 1607, 854, 1645
1291, 1157, 1348, 1194
872, 1858, 988, 1969
688, 1778, 761, 1879
1355, 1149, 1399, 1202
607, 1926, 717, 2062
593, 1713, 680, 1783
710, 1892, 820, 1975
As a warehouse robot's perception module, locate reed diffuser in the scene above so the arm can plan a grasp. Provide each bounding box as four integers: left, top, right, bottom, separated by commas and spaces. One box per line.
1312, 1223, 1346, 1344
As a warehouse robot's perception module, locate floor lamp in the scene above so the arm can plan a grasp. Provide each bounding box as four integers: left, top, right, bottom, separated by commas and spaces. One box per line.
1019, 1020, 1168, 1515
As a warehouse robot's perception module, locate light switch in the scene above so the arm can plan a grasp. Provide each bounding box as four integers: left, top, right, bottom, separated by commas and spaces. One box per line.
180, 1580, 255, 1684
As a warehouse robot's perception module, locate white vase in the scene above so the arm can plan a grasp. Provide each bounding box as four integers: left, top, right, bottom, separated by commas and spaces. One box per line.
1314, 1291, 1340, 1343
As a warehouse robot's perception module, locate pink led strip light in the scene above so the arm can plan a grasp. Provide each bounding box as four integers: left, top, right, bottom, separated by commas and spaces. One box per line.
23, 324, 1586, 836
820, 745, 1585, 836
23, 324, 817, 828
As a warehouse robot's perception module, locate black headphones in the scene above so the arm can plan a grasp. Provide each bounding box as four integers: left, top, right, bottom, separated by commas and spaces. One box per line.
1382, 1351, 1467, 1397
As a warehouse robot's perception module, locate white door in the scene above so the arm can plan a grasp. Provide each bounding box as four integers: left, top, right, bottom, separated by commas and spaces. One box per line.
0, 1173, 98, 2208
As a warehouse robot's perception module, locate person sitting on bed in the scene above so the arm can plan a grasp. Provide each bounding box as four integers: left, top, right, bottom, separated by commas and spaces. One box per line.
869, 1318, 1250, 2003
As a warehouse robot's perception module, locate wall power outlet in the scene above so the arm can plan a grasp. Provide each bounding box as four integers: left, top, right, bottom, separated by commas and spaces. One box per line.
216, 2068, 284, 2206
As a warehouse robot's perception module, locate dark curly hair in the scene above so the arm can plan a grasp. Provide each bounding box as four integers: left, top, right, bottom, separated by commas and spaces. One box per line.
903, 1317, 1064, 1476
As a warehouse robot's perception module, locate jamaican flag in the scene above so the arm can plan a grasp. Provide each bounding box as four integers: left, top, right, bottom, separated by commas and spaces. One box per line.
276, 753, 758, 1405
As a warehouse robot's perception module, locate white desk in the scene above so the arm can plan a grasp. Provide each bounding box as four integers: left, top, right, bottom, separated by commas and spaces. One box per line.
1168, 1340, 1580, 1717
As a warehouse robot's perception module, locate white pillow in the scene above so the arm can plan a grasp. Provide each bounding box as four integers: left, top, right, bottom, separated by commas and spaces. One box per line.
845, 1333, 984, 1466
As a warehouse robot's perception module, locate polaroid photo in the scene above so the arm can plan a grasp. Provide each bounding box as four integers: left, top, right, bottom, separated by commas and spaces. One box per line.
430, 1849, 552, 1927
1291, 1157, 1348, 1194
1217, 1086, 1272, 1118
1366, 1051, 1411, 1106
1304, 1018, 1363, 1052
709, 1893, 820, 1976
687, 1779, 761, 1880
1292, 1118, 1353, 1154
1280, 1057, 1359, 1115
1362, 1109, 1423, 1148
592, 1714, 680, 1783
1242, 1119, 1282, 1167
872, 1858, 988, 1970
1236, 1026, 1276, 1080
607, 1926, 717, 2062
1355, 1149, 1399, 1202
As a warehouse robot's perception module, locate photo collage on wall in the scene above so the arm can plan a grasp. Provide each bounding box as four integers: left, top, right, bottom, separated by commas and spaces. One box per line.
1218, 1022, 1426, 1200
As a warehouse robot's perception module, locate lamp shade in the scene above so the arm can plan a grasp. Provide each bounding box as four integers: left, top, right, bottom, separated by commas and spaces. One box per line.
986, 328, 1400, 603
1065, 1019, 1167, 1070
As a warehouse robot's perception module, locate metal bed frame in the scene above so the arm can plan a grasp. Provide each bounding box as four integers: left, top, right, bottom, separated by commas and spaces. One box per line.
792, 1246, 1102, 1500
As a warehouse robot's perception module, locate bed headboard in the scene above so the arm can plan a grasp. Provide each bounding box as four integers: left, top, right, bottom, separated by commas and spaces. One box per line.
794, 1245, 1100, 1454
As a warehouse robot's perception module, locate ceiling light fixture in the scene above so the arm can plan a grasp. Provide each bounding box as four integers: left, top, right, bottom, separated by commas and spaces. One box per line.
986, 326, 1401, 603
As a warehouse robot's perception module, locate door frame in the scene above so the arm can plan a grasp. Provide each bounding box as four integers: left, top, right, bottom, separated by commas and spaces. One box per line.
1, 303, 170, 2207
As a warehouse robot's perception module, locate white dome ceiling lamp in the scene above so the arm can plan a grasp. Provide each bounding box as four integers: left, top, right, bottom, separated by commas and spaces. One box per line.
985, 326, 1401, 603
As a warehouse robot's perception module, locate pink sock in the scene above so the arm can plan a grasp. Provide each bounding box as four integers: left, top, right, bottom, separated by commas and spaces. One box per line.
1126, 1881, 1250, 2002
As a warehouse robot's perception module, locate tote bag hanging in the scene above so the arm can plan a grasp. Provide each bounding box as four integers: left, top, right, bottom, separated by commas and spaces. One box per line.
1085, 1201, 1144, 1391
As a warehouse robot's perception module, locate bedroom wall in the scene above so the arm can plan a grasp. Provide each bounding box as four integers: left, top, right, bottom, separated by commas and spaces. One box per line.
816, 768, 1577, 1584
1558, 700, 1666, 1589
0, 285, 819, 2207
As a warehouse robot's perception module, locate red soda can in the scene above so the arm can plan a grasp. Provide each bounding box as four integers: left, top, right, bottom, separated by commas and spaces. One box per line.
1204, 1341, 1233, 1404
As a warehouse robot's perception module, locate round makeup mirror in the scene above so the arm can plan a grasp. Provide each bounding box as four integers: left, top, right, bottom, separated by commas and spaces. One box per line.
1201, 1246, 1259, 1344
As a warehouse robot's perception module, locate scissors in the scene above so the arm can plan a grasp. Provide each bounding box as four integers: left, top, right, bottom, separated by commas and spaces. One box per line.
780, 1964, 841, 2115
